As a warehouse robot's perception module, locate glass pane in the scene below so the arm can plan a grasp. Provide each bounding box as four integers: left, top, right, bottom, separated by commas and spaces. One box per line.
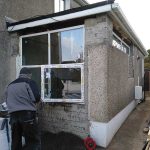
112, 35, 121, 50
122, 43, 130, 55
30, 68, 41, 93
22, 34, 48, 65
51, 28, 84, 64
44, 68, 81, 99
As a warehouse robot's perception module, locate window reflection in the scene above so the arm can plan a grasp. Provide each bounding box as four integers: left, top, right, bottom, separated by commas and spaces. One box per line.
51, 28, 84, 64
22, 34, 48, 65
112, 33, 130, 56
44, 68, 81, 99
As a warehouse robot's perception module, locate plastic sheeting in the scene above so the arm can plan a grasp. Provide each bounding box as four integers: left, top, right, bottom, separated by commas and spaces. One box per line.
0, 118, 10, 150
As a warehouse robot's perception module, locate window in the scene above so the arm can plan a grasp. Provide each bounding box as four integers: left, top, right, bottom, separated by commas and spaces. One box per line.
54, 0, 71, 12
51, 28, 84, 64
112, 33, 130, 56
22, 34, 48, 65
41, 64, 84, 102
20, 26, 84, 103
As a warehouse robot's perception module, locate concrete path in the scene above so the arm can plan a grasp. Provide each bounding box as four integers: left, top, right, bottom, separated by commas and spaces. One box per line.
97, 100, 150, 150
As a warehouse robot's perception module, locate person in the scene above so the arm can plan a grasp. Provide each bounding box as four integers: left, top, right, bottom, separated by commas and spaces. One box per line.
51, 71, 64, 98
3, 67, 41, 150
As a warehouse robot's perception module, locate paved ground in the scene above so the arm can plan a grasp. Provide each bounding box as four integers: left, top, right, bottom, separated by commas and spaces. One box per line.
101, 100, 150, 150
41, 99, 150, 150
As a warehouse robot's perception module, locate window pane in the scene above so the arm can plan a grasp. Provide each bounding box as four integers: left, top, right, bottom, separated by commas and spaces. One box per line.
44, 68, 81, 99
112, 35, 121, 50
30, 68, 41, 92
122, 43, 130, 55
51, 28, 84, 64
22, 34, 48, 65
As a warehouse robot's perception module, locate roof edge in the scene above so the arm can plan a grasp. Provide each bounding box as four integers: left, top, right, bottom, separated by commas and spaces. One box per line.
7, 2, 113, 32
111, 3, 147, 56
7, 0, 114, 29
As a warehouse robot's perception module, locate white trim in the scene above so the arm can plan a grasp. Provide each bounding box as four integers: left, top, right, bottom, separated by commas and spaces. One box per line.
90, 100, 136, 147
8, 5, 112, 32
64, 0, 71, 10
20, 25, 84, 38
54, 0, 60, 13
21, 65, 42, 68
48, 34, 51, 64
54, 0, 71, 13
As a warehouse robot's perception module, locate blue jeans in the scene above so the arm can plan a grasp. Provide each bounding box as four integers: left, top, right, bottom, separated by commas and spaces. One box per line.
10, 111, 41, 150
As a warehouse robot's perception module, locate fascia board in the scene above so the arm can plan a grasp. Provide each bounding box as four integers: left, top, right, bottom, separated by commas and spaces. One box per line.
8, 4, 112, 32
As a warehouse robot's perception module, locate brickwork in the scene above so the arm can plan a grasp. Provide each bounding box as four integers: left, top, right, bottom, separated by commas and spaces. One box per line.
39, 103, 89, 138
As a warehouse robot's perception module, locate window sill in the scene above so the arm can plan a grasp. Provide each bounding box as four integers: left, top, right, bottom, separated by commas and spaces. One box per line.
42, 99, 84, 104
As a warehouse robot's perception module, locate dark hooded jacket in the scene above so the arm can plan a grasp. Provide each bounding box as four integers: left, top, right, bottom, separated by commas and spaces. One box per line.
5, 74, 40, 113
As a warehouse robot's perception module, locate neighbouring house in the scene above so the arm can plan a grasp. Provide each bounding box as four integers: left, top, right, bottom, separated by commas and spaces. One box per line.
144, 68, 150, 100
0, 0, 147, 147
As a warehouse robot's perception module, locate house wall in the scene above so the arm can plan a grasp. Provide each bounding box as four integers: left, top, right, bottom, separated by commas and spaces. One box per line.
0, 0, 89, 138
85, 14, 113, 122
107, 47, 135, 120
0, 0, 84, 101
0, 0, 54, 101
86, 14, 145, 123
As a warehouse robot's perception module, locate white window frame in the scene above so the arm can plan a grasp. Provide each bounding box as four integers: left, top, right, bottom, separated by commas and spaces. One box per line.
18, 25, 85, 103
41, 64, 84, 103
112, 32, 131, 56
54, 0, 71, 13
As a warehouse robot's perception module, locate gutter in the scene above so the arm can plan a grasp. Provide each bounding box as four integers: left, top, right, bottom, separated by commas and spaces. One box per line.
110, 3, 148, 56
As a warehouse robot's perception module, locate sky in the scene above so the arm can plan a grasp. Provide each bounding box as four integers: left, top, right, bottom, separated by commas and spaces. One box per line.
87, 0, 150, 50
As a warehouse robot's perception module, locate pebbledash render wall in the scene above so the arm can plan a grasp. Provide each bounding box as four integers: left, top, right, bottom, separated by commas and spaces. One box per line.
86, 14, 144, 123
36, 13, 144, 140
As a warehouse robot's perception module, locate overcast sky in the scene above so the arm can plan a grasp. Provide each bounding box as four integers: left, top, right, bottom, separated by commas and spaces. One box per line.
87, 0, 150, 50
